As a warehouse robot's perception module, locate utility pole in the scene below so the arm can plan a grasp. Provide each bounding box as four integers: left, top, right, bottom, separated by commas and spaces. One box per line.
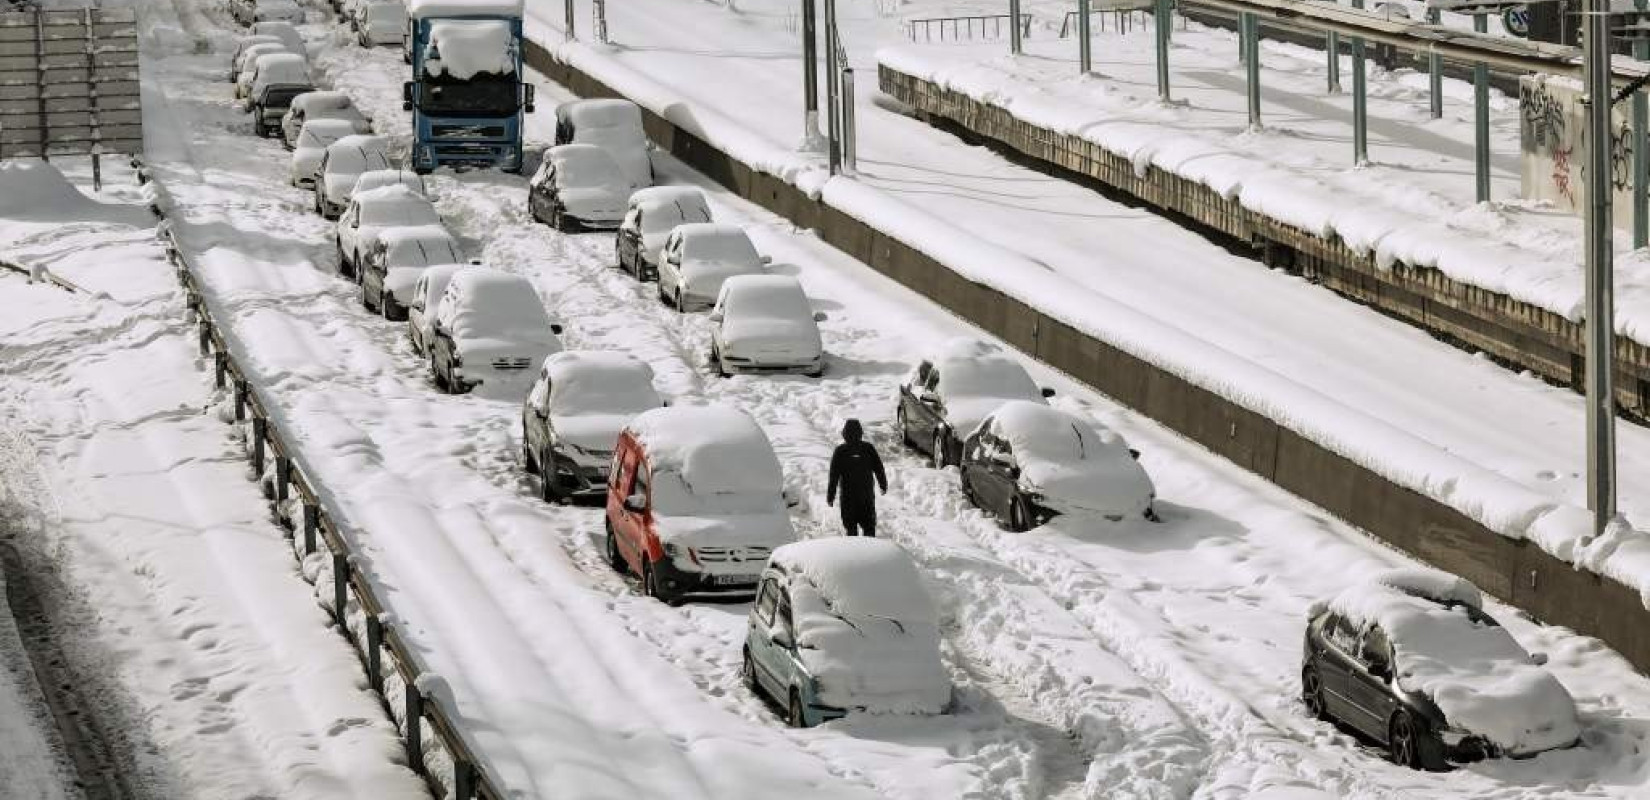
1583, 0, 1618, 534
565, 0, 576, 41
825, 0, 841, 173
801, 0, 823, 150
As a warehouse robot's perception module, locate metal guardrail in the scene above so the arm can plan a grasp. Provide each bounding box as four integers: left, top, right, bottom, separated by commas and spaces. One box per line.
1059, 4, 1155, 36
0, 256, 83, 292
905, 13, 1032, 42
138, 165, 505, 800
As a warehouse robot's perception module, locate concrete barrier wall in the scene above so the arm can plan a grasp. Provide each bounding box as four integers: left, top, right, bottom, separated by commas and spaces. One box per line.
525, 43, 1650, 673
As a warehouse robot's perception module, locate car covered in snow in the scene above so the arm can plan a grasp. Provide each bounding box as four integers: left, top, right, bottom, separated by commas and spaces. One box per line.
430, 268, 565, 394
657, 223, 769, 312
708, 275, 824, 377
288, 119, 359, 189
228, 35, 283, 82
335, 185, 441, 279
245, 54, 313, 138
958, 401, 1155, 530
250, 20, 305, 57
356, 1, 408, 47
553, 98, 653, 188
1302, 569, 1581, 769
897, 338, 1054, 468
407, 263, 463, 359
360, 224, 465, 320
744, 538, 950, 728
232, 42, 292, 97
522, 351, 664, 504
614, 186, 712, 281
280, 91, 371, 149
527, 144, 635, 232
232, 0, 306, 26
604, 405, 796, 605
351, 168, 429, 199
313, 135, 393, 219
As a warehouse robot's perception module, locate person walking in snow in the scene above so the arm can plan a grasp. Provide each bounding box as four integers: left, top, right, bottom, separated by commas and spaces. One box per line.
827, 419, 887, 537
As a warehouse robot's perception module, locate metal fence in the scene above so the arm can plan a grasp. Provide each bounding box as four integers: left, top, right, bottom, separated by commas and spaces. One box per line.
1059, 3, 1155, 36
0, 8, 141, 179
905, 13, 1032, 42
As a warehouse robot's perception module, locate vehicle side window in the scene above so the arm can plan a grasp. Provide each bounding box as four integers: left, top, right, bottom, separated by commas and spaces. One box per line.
630, 463, 650, 503
755, 579, 778, 626
526, 373, 550, 412
1359, 625, 1393, 670
1324, 613, 1358, 655
911, 361, 932, 391
776, 594, 795, 644
610, 450, 634, 489
923, 366, 941, 393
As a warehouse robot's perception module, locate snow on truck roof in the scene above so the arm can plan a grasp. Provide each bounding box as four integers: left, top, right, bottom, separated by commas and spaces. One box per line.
624, 406, 782, 495
772, 539, 936, 624
423, 20, 517, 79
407, 0, 524, 17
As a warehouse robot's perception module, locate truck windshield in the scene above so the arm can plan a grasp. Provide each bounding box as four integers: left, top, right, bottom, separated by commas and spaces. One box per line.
418, 71, 516, 116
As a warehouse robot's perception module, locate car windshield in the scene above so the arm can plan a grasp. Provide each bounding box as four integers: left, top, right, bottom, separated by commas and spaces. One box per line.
550, 371, 658, 416
641, 201, 709, 234
330, 150, 388, 175
262, 86, 308, 107
360, 198, 439, 227
555, 151, 624, 188
683, 231, 759, 265
940, 357, 1041, 401
298, 126, 348, 149
724, 283, 808, 320
388, 235, 461, 266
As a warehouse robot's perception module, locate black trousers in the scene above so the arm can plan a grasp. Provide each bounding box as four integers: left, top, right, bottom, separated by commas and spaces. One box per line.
841, 506, 877, 537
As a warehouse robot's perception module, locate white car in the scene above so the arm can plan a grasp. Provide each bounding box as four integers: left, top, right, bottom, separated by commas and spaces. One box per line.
553, 99, 653, 188
281, 91, 371, 149
958, 401, 1156, 529
335, 185, 441, 279
528, 144, 634, 232
357, 1, 408, 46
351, 168, 429, 199
408, 263, 463, 358
313, 134, 392, 219
709, 275, 824, 377
430, 268, 565, 395
228, 35, 282, 81
289, 119, 359, 188
251, 0, 305, 24
233, 43, 291, 98
614, 186, 711, 281
521, 351, 664, 503
658, 223, 768, 312
745, 538, 950, 727
250, 20, 305, 57
360, 224, 464, 320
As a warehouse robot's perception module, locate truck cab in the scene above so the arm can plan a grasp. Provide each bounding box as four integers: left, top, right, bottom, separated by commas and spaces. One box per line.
402, 0, 534, 174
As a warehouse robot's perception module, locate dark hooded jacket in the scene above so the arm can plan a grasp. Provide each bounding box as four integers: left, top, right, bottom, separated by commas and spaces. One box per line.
827, 419, 887, 513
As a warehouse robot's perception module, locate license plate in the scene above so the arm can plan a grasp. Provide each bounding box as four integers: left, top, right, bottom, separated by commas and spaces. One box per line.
712, 574, 758, 586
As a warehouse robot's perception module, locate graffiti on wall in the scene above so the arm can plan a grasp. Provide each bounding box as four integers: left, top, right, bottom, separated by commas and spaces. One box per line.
1520, 75, 1635, 232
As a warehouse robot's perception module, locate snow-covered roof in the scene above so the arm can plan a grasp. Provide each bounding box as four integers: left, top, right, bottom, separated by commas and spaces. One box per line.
557, 99, 644, 133
542, 351, 661, 416
1370, 568, 1484, 610
352, 169, 425, 197
353, 185, 439, 227
407, 0, 523, 17
773, 539, 935, 624
625, 405, 782, 496
1324, 575, 1580, 753
922, 337, 1044, 403
546, 144, 626, 187
629, 186, 711, 233
718, 275, 809, 321
291, 90, 354, 113
443, 268, 554, 341
423, 20, 516, 78
983, 401, 1153, 518
250, 53, 310, 87
675, 223, 757, 259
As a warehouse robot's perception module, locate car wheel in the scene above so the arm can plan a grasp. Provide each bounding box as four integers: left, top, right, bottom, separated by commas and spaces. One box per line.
605, 519, 626, 573
642, 562, 677, 606
361, 287, 373, 311
1389, 711, 1448, 771
741, 648, 759, 693
675, 290, 685, 313
432, 357, 449, 391
551, 206, 566, 231
539, 458, 564, 504
787, 688, 808, 728
522, 435, 539, 475
1006, 495, 1031, 532
930, 430, 948, 469
897, 405, 913, 447
253, 115, 266, 137
1302, 667, 1329, 721
711, 345, 729, 378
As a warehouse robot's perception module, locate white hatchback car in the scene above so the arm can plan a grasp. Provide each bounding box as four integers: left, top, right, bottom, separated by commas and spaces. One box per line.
335, 185, 441, 279
657, 223, 769, 312
360, 224, 465, 320
313, 135, 392, 219
709, 275, 825, 377
407, 263, 463, 359
430, 269, 565, 395
289, 119, 359, 188
281, 90, 371, 149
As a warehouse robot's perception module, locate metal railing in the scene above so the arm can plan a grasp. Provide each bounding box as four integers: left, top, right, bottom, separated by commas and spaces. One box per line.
905, 13, 1032, 42
1060, 3, 1155, 36
593, 0, 609, 44
140, 167, 505, 800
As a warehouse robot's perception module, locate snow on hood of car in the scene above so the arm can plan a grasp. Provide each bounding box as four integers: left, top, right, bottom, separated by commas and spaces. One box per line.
1328, 579, 1581, 754
776, 539, 948, 715
423, 20, 516, 79
544, 351, 662, 415
651, 508, 795, 550
985, 401, 1155, 517
626, 405, 784, 501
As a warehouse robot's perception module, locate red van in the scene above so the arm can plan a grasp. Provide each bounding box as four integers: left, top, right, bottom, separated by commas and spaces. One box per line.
604, 405, 796, 606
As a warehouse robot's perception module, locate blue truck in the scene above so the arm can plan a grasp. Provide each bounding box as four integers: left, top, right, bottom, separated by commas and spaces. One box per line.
402, 0, 534, 173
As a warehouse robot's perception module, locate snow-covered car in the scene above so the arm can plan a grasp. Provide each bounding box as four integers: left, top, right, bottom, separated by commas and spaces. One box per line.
407, 263, 462, 358
708, 275, 824, 377
228, 35, 282, 81
430, 268, 565, 394
313, 135, 392, 219
553, 98, 653, 188
521, 351, 664, 503
658, 223, 769, 312
359, 224, 464, 320
250, 20, 305, 57
1302, 569, 1580, 769
614, 186, 711, 281
897, 338, 1054, 468
335, 184, 441, 279
744, 538, 950, 727
281, 91, 371, 149
604, 405, 796, 605
357, 1, 408, 46
352, 168, 429, 199
252, 0, 306, 24
527, 144, 634, 232
288, 119, 359, 188
245, 54, 314, 139
233, 42, 291, 97
958, 401, 1155, 530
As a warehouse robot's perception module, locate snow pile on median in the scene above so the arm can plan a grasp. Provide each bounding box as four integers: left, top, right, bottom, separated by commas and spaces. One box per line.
0, 161, 150, 226
425, 20, 515, 78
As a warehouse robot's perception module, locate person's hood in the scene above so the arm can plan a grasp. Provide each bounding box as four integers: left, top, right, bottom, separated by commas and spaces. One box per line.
558, 186, 629, 220
652, 508, 795, 549
841, 419, 863, 442
720, 317, 822, 359
549, 413, 630, 462
796, 615, 950, 715
1020, 449, 1155, 519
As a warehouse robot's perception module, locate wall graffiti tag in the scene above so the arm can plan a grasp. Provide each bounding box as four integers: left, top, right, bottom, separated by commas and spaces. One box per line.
1520, 75, 1635, 232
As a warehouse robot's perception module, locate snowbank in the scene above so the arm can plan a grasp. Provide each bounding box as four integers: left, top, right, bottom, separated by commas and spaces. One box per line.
0, 161, 150, 226
424, 21, 515, 79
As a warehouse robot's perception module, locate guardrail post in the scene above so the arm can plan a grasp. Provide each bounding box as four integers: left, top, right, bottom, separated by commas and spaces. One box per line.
303, 503, 319, 555
274, 455, 290, 505
198, 319, 211, 357
454, 761, 477, 800
405, 684, 425, 775
214, 351, 228, 389
1078, 0, 1091, 74
1009, 0, 1022, 54
1242, 13, 1260, 128
1473, 13, 1489, 202
233, 379, 247, 422
332, 552, 350, 625
1154, 0, 1171, 101
365, 615, 384, 692
564, 0, 576, 41
1426, 7, 1442, 119
842, 67, 857, 174
1326, 32, 1340, 93
250, 417, 266, 477
1350, 0, 1367, 164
